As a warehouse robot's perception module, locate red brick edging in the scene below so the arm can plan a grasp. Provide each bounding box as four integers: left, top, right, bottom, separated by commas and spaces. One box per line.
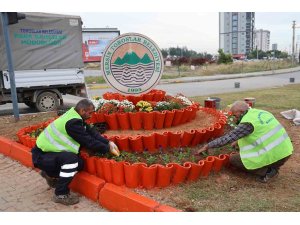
0, 136, 181, 212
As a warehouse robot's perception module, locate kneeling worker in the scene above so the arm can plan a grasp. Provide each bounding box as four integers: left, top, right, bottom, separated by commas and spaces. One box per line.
197, 101, 293, 183
31, 99, 120, 205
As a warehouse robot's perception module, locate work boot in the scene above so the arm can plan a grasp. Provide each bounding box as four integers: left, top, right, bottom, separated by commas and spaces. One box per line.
52, 193, 79, 205
256, 168, 279, 183
40, 171, 58, 188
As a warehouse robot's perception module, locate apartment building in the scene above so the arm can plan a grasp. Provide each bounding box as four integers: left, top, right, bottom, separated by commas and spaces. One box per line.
254, 29, 270, 52
219, 12, 255, 58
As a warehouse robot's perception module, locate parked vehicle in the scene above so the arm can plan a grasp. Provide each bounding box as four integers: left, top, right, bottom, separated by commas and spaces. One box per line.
0, 12, 87, 112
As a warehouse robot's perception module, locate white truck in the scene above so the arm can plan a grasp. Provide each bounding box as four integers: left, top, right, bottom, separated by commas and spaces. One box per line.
0, 12, 87, 112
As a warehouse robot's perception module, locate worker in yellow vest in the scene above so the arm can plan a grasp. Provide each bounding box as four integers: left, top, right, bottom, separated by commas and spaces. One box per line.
31, 99, 120, 205
197, 101, 293, 183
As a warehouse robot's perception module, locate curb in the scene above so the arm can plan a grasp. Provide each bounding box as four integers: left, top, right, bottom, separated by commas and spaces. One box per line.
0, 136, 182, 212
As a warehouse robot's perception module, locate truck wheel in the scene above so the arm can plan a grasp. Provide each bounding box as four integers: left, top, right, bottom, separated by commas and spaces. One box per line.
35, 91, 59, 112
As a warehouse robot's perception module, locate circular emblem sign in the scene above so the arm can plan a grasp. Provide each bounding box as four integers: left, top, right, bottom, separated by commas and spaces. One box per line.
101, 33, 164, 95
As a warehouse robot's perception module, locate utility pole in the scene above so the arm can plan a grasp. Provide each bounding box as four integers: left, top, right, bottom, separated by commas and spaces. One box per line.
292, 21, 296, 64
0, 12, 25, 121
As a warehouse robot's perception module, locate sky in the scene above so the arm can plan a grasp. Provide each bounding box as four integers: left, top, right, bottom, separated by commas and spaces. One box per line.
3, 0, 300, 55
74, 12, 300, 54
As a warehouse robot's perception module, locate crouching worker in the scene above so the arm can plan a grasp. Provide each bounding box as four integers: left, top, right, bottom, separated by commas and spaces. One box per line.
31, 99, 120, 205
197, 101, 293, 183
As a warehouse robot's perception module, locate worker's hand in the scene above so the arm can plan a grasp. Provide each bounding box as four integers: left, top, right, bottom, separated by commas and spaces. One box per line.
231, 141, 237, 148
109, 141, 120, 156
197, 144, 209, 155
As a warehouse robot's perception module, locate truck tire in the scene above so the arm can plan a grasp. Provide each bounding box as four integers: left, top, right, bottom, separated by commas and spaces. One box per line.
35, 91, 60, 112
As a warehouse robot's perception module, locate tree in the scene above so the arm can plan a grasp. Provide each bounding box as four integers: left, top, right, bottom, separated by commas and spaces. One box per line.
217, 49, 233, 64
161, 48, 168, 58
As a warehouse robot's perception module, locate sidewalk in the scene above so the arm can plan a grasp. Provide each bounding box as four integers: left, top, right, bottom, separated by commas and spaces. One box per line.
0, 154, 107, 212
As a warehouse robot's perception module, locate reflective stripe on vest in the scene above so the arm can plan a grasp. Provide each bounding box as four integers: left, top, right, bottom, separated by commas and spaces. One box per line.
241, 133, 289, 159
240, 124, 283, 152
44, 127, 66, 151
49, 123, 78, 152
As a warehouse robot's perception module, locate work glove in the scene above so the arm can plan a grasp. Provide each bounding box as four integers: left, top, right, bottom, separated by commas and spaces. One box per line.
109, 141, 120, 156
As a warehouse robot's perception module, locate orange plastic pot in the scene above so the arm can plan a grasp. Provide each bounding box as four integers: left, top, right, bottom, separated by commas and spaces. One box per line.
29, 137, 36, 148
193, 128, 210, 145
181, 108, 193, 123
131, 95, 143, 105
181, 130, 196, 147
94, 157, 105, 179
143, 112, 154, 130
129, 136, 143, 153
85, 156, 97, 175
190, 105, 198, 119
154, 111, 166, 129
156, 164, 173, 188
172, 109, 185, 126
142, 133, 157, 153
102, 159, 113, 183
143, 93, 154, 101
141, 164, 157, 189
124, 162, 141, 188
213, 122, 224, 137
168, 131, 181, 148
164, 110, 175, 128
168, 163, 191, 185
115, 136, 130, 152
106, 135, 116, 143
96, 112, 105, 123
129, 111, 143, 130
24, 135, 31, 147
117, 112, 131, 130
111, 160, 125, 186
221, 153, 230, 167
213, 154, 227, 172
104, 113, 119, 130
205, 126, 215, 142
155, 132, 169, 150
201, 156, 215, 178
185, 160, 205, 182
153, 91, 165, 101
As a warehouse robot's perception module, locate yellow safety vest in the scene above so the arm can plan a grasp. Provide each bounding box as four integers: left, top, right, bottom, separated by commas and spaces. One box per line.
36, 107, 82, 154
238, 108, 293, 169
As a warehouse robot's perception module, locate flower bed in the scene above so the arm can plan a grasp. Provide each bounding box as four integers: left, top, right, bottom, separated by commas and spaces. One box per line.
88, 89, 200, 130
15, 89, 231, 189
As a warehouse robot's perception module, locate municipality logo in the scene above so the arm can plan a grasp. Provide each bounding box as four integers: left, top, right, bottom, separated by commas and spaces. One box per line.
101, 33, 164, 95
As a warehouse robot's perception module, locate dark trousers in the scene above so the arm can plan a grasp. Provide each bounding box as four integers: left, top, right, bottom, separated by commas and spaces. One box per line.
32, 146, 84, 195
229, 153, 290, 176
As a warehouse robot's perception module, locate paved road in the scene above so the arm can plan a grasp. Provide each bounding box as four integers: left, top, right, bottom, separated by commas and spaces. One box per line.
88, 70, 300, 97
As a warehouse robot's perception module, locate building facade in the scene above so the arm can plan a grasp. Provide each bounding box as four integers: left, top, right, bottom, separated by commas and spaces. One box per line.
272, 43, 278, 51
219, 12, 255, 58
254, 29, 270, 52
